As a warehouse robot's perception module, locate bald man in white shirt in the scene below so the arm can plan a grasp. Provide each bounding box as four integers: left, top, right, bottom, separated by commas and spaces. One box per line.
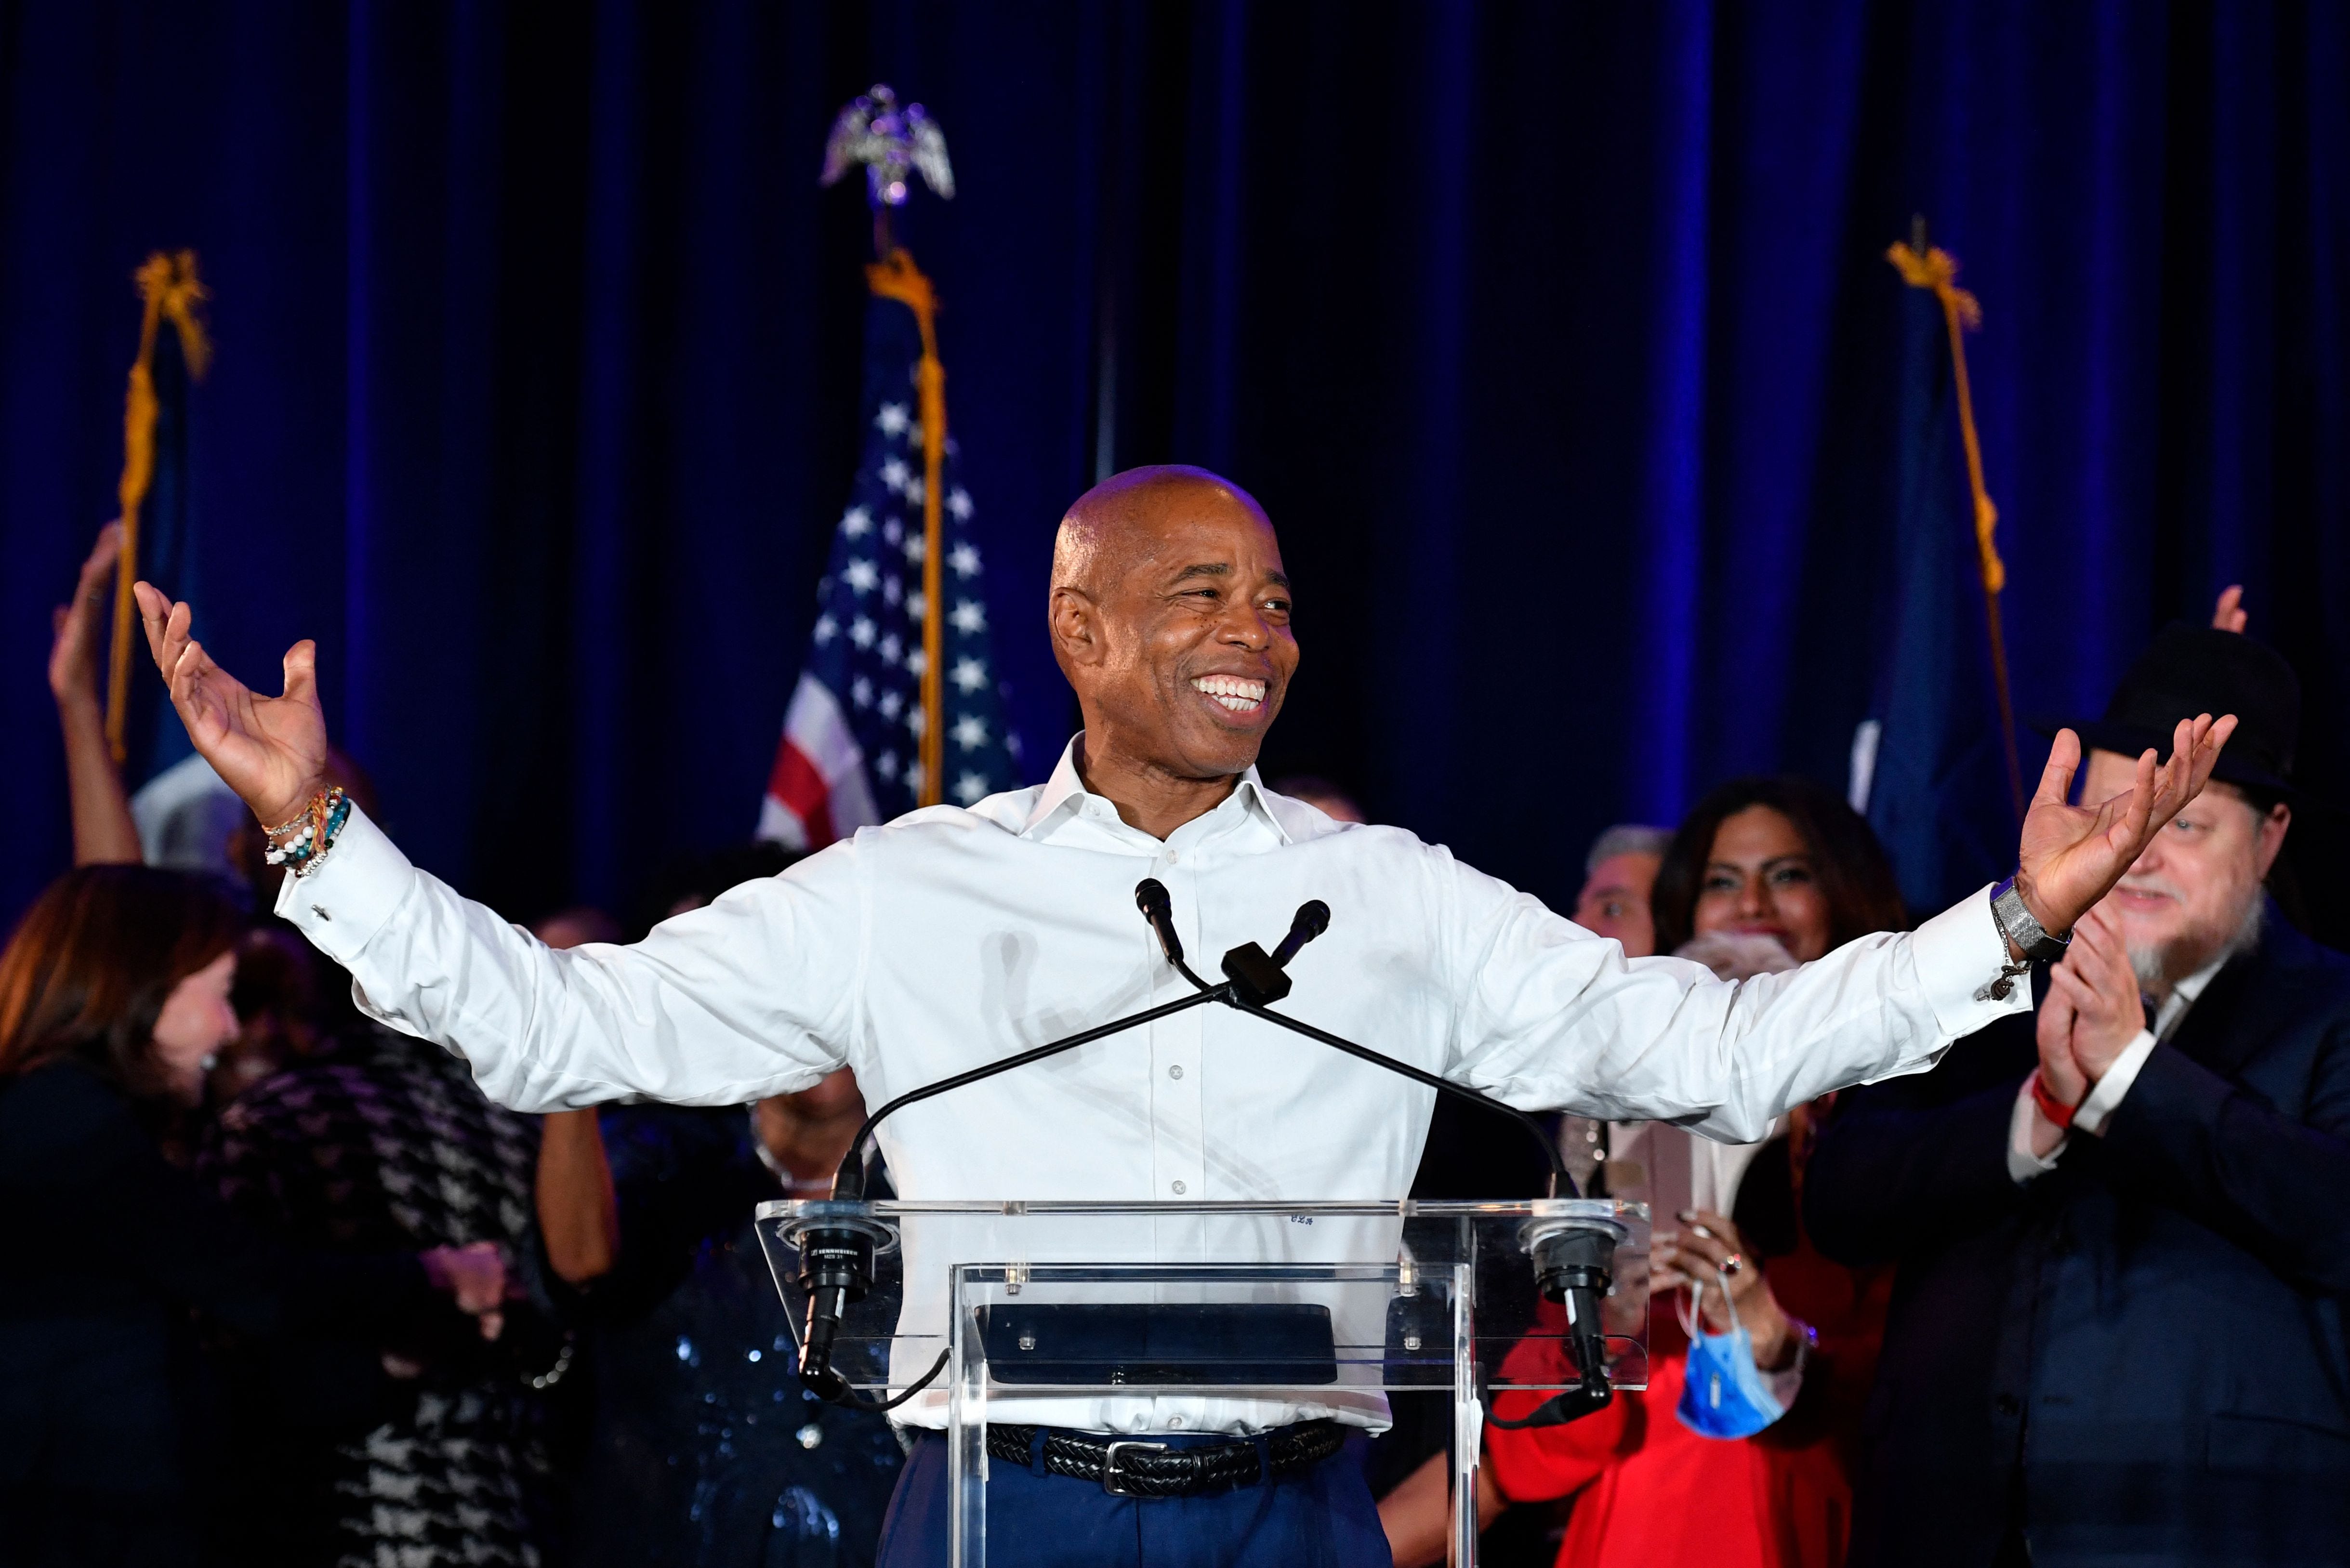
135, 465, 2233, 1568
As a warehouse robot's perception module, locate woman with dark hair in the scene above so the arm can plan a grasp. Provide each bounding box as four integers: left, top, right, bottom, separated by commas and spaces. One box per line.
1650, 775, 1908, 961
1485, 777, 1904, 1568
0, 865, 506, 1568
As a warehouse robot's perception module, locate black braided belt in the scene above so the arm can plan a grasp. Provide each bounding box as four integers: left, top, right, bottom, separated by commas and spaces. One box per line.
983, 1419, 1349, 1498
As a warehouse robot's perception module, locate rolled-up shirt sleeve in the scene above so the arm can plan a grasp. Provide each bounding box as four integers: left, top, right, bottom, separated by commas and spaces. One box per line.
277, 804, 860, 1110
1440, 858, 2030, 1139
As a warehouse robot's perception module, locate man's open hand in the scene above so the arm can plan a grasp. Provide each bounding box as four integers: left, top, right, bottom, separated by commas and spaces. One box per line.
2013, 717, 2234, 938
133, 582, 329, 826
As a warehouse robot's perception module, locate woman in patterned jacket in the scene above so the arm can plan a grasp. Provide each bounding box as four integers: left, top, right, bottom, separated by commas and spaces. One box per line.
0, 865, 506, 1568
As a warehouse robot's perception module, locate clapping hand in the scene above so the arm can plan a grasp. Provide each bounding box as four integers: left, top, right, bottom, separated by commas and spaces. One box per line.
2013, 719, 2234, 941
132, 582, 329, 827
2035, 903, 2146, 1108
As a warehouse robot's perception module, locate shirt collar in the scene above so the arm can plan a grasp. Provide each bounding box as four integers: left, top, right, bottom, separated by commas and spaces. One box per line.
1019, 736, 1290, 845
2154, 948, 2233, 1038
2172, 952, 2228, 1006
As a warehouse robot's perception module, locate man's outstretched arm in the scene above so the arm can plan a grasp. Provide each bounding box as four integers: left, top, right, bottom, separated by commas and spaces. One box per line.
132, 586, 857, 1109
1449, 720, 2236, 1136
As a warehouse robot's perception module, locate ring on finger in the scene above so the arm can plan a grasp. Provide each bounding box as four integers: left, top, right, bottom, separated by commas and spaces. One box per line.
1721, 1253, 1744, 1275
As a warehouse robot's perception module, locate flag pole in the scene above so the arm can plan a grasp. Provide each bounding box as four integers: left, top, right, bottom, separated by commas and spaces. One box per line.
866, 251, 950, 807
1887, 224, 2026, 824
106, 251, 211, 764
823, 85, 956, 807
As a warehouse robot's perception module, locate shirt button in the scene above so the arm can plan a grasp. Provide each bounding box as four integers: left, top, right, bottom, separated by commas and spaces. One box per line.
1994, 1393, 2020, 1417
1165, 850, 1178, 865
1167, 1416, 1186, 1430
1171, 1180, 1187, 1195
1168, 1065, 1184, 1080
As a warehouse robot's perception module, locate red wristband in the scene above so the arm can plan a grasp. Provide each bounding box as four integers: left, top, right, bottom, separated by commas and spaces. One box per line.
2028, 1068, 2081, 1130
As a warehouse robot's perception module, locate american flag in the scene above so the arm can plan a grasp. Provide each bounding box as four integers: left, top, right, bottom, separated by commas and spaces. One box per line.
758, 291, 1019, 850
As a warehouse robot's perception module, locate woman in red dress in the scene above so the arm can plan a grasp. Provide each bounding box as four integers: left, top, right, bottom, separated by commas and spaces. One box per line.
1486, 777, 1905, 1568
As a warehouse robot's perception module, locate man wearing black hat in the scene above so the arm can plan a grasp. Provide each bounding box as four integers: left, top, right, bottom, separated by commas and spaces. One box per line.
1805, 620, 2350, 1568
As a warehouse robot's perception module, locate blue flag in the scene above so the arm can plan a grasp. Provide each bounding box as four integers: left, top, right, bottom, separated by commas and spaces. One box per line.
1856, 271, 2020, 916
115, 259, 245, 875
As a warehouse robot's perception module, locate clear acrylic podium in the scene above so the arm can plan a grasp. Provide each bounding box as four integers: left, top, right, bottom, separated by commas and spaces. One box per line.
758, 1197, 1650, 1566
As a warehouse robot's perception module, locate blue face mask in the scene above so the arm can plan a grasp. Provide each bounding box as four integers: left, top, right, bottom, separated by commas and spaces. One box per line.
1674, 1270, 1791, 1440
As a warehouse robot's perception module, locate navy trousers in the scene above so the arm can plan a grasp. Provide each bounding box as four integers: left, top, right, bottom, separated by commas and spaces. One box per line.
875, 1430, 1395, 1568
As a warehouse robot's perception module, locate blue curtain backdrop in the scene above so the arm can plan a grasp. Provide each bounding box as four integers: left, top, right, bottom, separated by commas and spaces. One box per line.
4, 1, 2345, 938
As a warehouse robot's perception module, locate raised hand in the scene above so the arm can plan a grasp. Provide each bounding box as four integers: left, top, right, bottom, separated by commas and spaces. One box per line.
2014, 717, 2235, 938
2211, 585, 2247, 633
49, 521, 124, 707
132, 582, 328, 826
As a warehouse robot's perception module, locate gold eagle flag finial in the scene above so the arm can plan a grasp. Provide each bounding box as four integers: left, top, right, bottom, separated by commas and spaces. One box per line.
822, 88, 957, 805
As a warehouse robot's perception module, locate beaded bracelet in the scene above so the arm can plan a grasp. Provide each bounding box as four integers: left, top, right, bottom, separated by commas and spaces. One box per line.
263, 786, 352, 878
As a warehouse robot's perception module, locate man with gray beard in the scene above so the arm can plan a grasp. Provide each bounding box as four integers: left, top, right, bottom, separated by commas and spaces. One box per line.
1806, 621, 2350, 1568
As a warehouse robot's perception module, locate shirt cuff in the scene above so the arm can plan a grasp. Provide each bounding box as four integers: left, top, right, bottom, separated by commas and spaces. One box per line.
2007, 1079, 2065, 1183
271, 803, 419, 969
2071, 1028, 2158, 1136
1912, 884, 2036, 1039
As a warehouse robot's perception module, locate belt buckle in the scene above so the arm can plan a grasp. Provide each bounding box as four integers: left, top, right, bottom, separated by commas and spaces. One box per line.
1100, 1439, 1169, 1496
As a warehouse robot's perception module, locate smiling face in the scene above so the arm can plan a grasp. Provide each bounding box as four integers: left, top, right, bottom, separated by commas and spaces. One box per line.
2079, 748, 2288, 988
1691, 805, 1834, 962
1049, 467, 1298, 786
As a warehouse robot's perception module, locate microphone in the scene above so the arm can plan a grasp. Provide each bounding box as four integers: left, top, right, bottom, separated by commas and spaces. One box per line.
1487, 1223, 1618, 1428
1269, 899, 1330, 968
1135, 878, 1185, 967
1220, 900, 1328, 1005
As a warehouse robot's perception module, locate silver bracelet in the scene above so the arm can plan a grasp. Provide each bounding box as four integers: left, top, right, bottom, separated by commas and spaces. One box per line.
1980, 876, 2067, 1001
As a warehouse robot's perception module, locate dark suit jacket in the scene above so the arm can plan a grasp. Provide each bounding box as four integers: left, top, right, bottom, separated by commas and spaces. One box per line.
1804, 904, 2350, 1568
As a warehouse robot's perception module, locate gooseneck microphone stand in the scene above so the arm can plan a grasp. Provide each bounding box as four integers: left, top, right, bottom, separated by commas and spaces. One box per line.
795, 883, 1614, 1428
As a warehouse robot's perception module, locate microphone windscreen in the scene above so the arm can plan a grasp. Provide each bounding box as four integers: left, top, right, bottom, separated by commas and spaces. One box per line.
1270, 900, 1332, 967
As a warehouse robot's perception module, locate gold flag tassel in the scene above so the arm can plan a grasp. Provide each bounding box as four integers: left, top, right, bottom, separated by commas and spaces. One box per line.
106, 250, 212, 763
1887, 235, 2026, 823
866, 247, 949, 807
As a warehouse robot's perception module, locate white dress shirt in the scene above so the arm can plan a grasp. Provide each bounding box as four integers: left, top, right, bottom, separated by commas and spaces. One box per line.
281, 739, 2027, 1432
2007, 951, 2227, 1181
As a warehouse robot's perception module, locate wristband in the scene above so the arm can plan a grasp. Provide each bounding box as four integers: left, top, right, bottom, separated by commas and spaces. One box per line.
263, 786, 351, 879
1992, 876, 2071, 962
2027, 1067, 2081, 1131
